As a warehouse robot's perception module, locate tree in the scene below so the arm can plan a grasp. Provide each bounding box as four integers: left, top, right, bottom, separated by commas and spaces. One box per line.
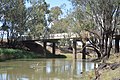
70, 0, 120, 59
49, 6, 64, 33
66, 9, 95, 59
50, 18, 69, 33
50, 6, 63, 21
0, 21, 9, 46
0, 0, 28, 47
27, 0, 50, 39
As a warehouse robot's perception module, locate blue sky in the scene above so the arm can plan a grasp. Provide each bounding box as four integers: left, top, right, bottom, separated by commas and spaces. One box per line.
26, 0, 73, 16
45, 0, 72, 9
46, 0, 73, 16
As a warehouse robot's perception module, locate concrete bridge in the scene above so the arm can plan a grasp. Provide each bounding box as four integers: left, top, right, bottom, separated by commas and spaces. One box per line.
20, 33, 80, 59
19, 32, 120, 59
19, 33, 85, 59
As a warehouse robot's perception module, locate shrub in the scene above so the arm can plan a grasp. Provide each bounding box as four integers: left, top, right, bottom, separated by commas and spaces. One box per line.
0, 48, 38, 61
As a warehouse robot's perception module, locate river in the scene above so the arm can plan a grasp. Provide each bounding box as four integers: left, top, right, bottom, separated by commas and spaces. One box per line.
0, 59, 98, 80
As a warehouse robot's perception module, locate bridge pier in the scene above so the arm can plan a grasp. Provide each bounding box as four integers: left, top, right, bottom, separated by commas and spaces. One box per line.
52, 42, 56, 55
43, 42, 56, 55
43, 42, 47, 56
73, 40, 77, 59
82, 43, 86, 59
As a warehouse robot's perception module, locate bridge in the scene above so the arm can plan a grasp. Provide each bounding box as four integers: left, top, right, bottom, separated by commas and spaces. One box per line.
19, 33, 82, 59
19, 32, 120, 59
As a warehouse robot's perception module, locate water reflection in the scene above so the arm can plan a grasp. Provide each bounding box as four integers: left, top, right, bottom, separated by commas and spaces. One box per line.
0, 59, 98, 80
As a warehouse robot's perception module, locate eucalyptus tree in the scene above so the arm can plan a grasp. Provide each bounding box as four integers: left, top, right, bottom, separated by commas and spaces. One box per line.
0, 0, 28, 47
9, 0, 26, 47
49, 6, 74, 34
50, 6, 63, 21
49, 6, 74, 47
65, 7, 95, 59
26, 0, 50, 39
70, 0, 120, 59
50, 18, 69, 33
49, 6, 64, 33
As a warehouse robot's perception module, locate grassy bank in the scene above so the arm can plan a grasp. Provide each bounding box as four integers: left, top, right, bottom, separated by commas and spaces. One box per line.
82, 53, 120, 80
0, 48, 42, 61
0, 48, 67, 61
99, 53, 120, 80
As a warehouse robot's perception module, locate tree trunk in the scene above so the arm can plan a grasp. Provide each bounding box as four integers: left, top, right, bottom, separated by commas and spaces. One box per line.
1, 32, 4, 47
104, 34, 108, 56
107, 32, 114, 58
100, 30, 104, 56
115, 38, 119, 53
7, 30, 10, 47
107, 37, 112, 58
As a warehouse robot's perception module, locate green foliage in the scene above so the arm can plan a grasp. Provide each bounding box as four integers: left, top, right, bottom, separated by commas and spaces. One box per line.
27, 0, 50, 38
50, 6, 63, 21
0, 48, 38, 61
0, 0, 52, 46
50, 19, 69, 33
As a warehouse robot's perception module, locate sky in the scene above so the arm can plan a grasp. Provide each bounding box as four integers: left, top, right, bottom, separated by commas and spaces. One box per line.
26, 0, 73, 17
46, 0, 73, 16
45, 0, 72, 9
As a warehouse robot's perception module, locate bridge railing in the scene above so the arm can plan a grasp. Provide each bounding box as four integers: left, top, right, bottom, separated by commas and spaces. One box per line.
48, 33, 80, 39
18, 33, 80, 41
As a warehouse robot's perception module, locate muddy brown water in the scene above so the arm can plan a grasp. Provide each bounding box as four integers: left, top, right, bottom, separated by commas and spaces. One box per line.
0, 59, 98, 80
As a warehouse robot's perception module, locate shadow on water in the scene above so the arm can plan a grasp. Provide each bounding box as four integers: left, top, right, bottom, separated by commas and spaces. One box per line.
0, 59, 98, 80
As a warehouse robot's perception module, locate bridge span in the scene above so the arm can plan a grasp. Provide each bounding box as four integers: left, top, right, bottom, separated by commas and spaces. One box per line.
19, 33, 120, 59
19, 33, 85, 59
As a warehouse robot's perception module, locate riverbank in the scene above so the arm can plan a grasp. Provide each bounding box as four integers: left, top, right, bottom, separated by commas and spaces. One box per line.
97, 53, 120, 80
82, 53, 120, 80
0, 48, 41, 61
0, 48, 66, 61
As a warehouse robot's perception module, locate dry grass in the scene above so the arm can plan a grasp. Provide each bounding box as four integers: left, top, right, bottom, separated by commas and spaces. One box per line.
79, 53, 120, 80
106, 53, 120, 63
100, 67, 120, 80
99, 53, 120, 80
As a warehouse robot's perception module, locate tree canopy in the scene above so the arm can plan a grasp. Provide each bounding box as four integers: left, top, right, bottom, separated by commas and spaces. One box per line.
69, 0, 120, 59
